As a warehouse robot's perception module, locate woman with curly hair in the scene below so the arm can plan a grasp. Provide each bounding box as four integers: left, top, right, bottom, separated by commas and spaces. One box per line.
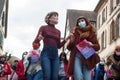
67, 16, 100, 80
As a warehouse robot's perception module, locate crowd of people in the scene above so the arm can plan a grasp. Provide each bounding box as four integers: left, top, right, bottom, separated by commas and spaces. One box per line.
0, 11, 120, 80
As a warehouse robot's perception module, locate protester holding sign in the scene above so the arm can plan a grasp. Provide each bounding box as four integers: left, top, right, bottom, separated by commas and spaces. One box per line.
67, 16, 100, 80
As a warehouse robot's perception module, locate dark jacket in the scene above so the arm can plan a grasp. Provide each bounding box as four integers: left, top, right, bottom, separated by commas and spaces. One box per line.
106, 54, 120, 79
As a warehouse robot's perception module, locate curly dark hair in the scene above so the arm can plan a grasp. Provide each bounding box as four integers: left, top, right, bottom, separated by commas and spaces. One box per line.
59, 52, 68, 64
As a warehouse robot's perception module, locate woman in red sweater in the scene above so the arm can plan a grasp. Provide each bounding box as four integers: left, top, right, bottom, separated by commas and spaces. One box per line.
34, 11, 70, 80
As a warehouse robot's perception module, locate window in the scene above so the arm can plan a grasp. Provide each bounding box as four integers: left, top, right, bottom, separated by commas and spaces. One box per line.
101, 32, 104, 50
98, 15, 101, 29
1, 11, 6, 27
110, 0, 114, 14
102, 9, 105, 24
101, 31, 107, 50
0, 31, 3, 49
110, 21, 116, 43
106, 6, 107, 20
116, 15, 120, 38
119, 16, 120, 36
117, 0, 120, 5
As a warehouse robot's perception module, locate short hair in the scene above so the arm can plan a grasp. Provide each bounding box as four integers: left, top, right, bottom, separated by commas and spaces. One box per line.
45, 11, 58, 24
14, 60, 18, 62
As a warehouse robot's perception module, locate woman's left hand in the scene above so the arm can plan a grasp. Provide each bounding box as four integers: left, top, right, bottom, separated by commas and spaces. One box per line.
65, 33, 73, 41
87, 41, 93, 46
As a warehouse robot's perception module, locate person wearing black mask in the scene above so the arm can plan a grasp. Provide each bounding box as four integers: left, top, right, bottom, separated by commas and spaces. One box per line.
106, 46, 120, 80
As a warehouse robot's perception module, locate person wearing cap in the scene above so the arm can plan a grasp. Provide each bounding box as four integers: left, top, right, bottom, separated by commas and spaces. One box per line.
106, 46, 120, 80
33, 11, 70, 80
67, 16, 100, 80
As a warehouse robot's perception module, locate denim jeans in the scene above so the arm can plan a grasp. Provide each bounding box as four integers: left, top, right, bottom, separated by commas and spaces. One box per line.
74, 52, 91, 80
41, 45, 59, 80
26, 70, 43, 80
58, 76, 69, 80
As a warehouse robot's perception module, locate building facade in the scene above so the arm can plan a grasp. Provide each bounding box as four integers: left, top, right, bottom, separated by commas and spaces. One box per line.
0, 0, 9, 54
94, 0, 120, 58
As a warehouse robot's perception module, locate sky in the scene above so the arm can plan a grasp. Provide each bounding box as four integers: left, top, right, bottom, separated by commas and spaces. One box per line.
3, 0, 99, 59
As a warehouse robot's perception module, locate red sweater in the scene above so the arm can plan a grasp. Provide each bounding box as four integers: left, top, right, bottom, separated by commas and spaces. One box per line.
34, 24, 66, 48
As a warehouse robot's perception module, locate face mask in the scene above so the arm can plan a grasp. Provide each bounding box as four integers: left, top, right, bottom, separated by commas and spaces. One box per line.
22, 55, 27, 59
115, 51, 120, 56
78, 21, 86, 28
100, 61, 104, 65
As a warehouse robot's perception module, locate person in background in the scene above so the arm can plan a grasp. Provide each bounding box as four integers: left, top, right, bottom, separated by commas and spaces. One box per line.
106, 46, 120, 80
67, 16, 100, 80
33, 11, 70, 80
16, 52, 28, 80
0, 55, 12, 80
58, 52, 69, 80
26, 41, 43, 80
94, 60, 105, 80
8, 60, 19, 80
91, 68, 95, 80
11, 60, 18, 71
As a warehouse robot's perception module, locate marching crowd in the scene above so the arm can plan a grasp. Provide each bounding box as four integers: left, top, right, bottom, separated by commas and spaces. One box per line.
0, 11, 120, 80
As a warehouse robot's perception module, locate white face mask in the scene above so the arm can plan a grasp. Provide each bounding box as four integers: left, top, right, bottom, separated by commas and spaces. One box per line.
100, 61, 104, 65
78, 21, 86, 28
115, 51, 120, 56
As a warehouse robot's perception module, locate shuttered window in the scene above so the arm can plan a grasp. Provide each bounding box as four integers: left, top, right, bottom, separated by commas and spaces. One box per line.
110, 21, 116, 43
101, 30, 107, 50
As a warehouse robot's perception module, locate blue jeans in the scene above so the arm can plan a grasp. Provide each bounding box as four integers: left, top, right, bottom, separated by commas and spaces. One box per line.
74, 52, 91, 80
41, 45, 59, 80
26, 70, 43, 80
58, 76, 69, 80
